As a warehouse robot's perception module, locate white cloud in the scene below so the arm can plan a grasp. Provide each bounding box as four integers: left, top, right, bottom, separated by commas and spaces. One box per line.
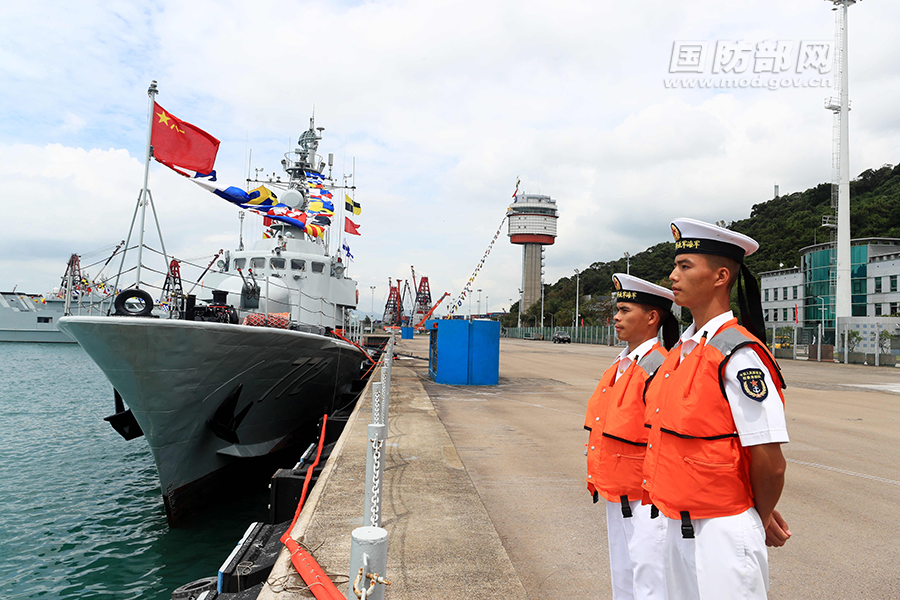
1, 0, 898, 318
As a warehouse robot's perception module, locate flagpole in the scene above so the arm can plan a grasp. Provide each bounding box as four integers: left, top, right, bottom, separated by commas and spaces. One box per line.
135, 80, 159, 290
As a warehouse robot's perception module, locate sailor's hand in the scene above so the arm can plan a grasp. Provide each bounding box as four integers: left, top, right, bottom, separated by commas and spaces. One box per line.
764, 509, 791, 547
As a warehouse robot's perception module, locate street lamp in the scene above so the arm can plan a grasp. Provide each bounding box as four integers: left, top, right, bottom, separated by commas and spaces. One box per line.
812, 295, 825, 362
574, 268, 580, 343
486, 295, 489, 316
477, 288, 482, 316
624, 252, 631, 275
370, 285, 376, 316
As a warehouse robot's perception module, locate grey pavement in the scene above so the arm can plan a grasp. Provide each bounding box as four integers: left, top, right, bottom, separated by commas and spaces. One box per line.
262, 336, 900, 599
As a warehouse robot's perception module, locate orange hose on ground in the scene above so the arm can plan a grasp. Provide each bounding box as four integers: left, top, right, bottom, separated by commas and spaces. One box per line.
279, 415, 344, 600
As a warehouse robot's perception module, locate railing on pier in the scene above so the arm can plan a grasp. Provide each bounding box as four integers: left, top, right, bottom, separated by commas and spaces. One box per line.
349, 331, 394, 600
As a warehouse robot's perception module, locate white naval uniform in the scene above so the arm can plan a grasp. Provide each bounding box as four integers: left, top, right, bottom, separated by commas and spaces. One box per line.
606, 337, 668, 600
664, 311, 789, 600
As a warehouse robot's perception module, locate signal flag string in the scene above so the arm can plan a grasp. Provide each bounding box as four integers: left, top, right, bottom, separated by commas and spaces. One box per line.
447, 214, 508, 316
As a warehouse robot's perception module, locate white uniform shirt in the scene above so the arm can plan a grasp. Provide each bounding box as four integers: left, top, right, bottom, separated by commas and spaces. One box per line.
613, 337, 659, 383
678, 311, 789, 447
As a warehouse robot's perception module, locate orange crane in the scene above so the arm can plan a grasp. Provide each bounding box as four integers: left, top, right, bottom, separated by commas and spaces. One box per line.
415, 292, 450, 330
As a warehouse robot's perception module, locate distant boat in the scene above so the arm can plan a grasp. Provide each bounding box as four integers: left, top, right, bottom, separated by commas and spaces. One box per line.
0, 251, 122, 343
0, 291, 75, 343
60, 110, 371, 524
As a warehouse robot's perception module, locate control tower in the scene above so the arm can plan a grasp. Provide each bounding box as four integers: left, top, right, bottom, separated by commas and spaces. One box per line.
507, 194, 558, 317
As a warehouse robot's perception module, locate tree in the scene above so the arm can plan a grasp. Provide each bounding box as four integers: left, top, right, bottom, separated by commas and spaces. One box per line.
846, 330, 863, 353
872, 329, 898, 354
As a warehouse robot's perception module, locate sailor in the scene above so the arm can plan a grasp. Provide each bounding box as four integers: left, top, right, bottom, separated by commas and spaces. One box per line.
642, 218, 791, 600
584, 273, 680, 600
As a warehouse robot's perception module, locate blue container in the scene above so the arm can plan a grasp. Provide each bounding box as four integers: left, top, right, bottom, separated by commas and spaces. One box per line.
401, 326, 414, 339
427, 320, 499, 385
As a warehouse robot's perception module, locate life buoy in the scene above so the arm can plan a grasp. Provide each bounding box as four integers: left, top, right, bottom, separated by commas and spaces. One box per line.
114, 289, 154, 317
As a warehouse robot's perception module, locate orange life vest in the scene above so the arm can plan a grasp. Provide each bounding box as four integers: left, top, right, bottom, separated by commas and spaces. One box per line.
585, 342, 667, 504
642, 319, 785, 521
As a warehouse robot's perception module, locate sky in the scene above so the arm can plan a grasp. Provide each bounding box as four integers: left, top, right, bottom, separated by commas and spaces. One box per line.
2, 0, 899, 319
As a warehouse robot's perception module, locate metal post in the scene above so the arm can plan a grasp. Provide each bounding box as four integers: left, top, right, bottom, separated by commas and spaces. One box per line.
365, 423, 386, 528
875, 322, 881, 367
135, 81, 159, 290
793, 325, 798, 361
818, 322, 823, 362
349, 527, 389, 600
843, 321, 849, 364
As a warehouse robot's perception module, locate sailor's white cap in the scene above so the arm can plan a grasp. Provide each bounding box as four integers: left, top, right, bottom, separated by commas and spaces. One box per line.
612, 273, 675, 310
670, 217, 759, 260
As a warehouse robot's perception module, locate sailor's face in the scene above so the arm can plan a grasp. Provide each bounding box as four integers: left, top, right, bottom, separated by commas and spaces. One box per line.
614, 302, 650, 344
669, 254, 716, 309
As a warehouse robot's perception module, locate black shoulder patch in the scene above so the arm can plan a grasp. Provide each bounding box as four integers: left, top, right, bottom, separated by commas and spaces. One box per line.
737, 368, 768, 401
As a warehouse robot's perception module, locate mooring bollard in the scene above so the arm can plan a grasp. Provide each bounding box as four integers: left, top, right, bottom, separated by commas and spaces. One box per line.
348, 526, 389, 600
365, 423, 386, 528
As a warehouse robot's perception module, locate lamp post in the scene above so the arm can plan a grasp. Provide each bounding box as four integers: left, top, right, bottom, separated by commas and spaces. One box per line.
574, 268, 580, 344
486, 295, 489, 317
370, 285, 376, 316
517, 288, 523, 328
624, 252, 631, 275
477, 288, 482, 317
813, 295, 825, 362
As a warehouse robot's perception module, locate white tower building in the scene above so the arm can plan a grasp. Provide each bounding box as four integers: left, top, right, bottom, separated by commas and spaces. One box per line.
507, 194, 558, 319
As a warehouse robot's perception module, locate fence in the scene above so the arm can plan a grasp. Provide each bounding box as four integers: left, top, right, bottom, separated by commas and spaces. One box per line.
503, 325, 623, 346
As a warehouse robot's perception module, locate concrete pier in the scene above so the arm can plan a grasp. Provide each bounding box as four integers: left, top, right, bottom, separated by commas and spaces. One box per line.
261, 336, 900, 599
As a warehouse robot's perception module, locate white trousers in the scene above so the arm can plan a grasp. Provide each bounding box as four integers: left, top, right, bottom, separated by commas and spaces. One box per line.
606, 499, 668, 600
664, 508, 768, 600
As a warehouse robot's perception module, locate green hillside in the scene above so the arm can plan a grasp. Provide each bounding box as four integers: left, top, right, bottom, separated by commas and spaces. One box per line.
504, 162, 900, 328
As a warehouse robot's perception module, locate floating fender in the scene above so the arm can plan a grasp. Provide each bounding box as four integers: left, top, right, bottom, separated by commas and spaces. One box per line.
103, 388, 144, 440
113, 289, 154, 317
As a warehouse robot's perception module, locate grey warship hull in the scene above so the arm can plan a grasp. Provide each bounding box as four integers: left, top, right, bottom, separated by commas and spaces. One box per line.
58, 315, 366, 523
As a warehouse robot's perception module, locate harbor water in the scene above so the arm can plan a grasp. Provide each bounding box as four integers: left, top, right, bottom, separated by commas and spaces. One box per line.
0, 343, 269, 599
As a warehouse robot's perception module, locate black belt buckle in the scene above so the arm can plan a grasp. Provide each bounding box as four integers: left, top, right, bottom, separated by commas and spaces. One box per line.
620, 495, 633, 518
680, 511, 695, 539
650, 505, 659, 519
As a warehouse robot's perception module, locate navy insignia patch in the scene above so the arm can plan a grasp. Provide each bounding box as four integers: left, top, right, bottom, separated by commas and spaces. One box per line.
671, 223, 682, 241
613, 276, 622, 291
737, 368, 768, 401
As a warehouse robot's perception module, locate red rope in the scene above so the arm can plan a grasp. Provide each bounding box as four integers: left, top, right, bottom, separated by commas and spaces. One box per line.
331, 329, 375, 364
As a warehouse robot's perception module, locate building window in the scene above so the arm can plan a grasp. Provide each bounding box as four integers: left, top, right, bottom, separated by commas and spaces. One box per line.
764, 309, 769, 322
773, 310, 778, 322
793, 306, 798, 322
773, 288, 778, 301
892, 302, 899, 316
875, 277, 882, 293
892, 275, 898, 292
783, 308, 789, 321
793, 286, 798, 299
783, 287, 788, 299
765, 289, 769, 302
875, 303, 882, 316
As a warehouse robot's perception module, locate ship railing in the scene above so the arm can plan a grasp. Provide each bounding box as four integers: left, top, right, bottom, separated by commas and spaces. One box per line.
350, 330, 395, 600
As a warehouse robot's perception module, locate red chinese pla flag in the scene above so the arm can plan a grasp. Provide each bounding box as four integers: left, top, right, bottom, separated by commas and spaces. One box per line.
345, 217, 362, 236
151, 102, 220, 174
794, 304, 799, 324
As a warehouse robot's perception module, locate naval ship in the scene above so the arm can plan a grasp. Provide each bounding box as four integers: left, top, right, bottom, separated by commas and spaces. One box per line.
59, 118, 370, 524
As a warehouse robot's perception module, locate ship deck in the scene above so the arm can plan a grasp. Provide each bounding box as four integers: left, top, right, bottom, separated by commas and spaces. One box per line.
259, 336, 900, 599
